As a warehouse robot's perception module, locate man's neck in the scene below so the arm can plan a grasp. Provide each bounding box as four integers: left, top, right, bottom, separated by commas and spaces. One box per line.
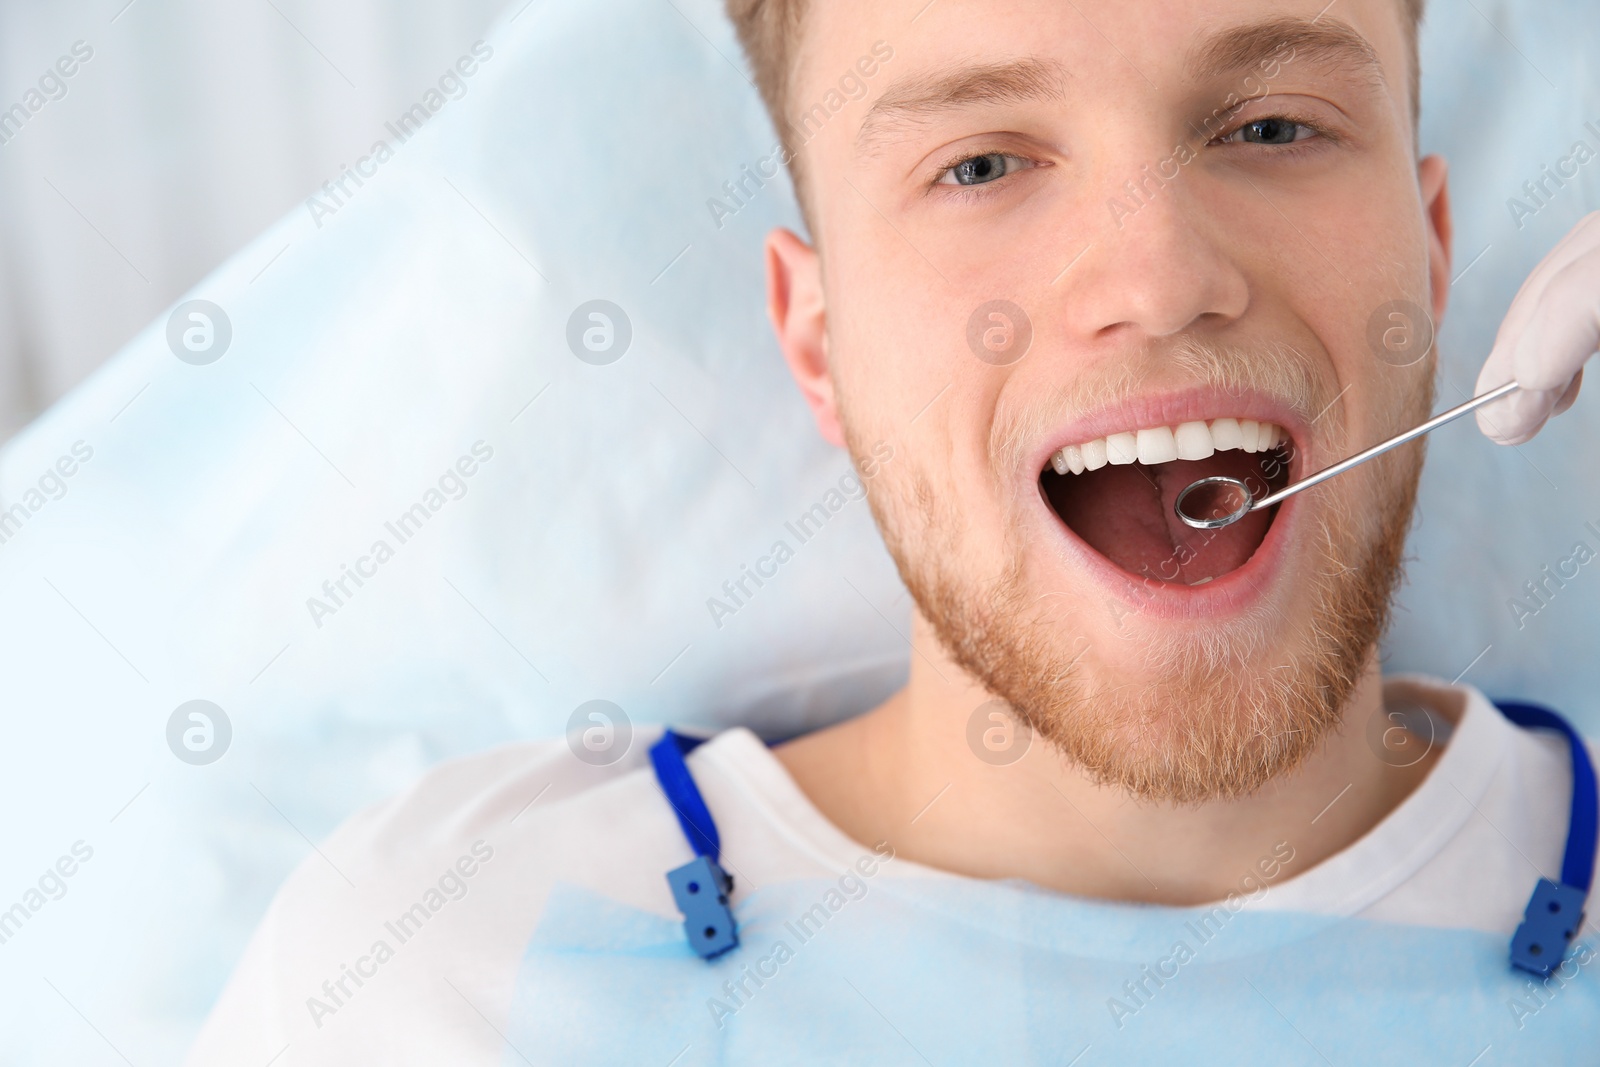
774, 611, 1442, 906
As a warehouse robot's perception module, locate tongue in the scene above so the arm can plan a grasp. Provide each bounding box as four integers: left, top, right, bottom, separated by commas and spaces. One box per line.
1046, 452, 1275, 584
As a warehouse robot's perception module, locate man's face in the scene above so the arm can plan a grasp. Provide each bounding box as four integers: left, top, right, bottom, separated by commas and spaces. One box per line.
773, 0, 1451, 802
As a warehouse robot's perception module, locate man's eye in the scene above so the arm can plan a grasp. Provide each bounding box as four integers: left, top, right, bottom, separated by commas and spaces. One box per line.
1223, 118, 1316, 146
936, 153, 1032, 187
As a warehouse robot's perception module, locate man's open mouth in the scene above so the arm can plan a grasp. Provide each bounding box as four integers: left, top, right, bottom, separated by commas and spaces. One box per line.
1040, 418, 1293, 585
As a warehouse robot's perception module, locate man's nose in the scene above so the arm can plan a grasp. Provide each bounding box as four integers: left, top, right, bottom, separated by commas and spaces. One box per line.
1058, 173, 1251, 343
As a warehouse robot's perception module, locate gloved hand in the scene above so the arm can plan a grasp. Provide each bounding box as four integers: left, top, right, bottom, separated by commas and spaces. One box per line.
1474, 211, 1599, 445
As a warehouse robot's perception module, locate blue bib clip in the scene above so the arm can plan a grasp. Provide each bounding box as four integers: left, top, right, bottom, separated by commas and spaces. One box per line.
650, 729, 739, 960
1498, 701, 1597, 978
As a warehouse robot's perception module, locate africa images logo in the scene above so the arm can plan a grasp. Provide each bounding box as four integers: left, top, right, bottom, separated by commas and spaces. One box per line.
304, 42, 494, 228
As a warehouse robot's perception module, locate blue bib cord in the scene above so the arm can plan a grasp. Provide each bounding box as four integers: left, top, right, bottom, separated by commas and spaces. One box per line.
1496, 701, 1597, 978
649, 729, 739, 960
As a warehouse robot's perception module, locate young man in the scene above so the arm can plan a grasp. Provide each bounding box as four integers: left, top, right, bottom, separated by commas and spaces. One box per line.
190, 0, 1600, 1061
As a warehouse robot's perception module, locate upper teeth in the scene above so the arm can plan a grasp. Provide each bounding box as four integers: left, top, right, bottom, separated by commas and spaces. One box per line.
1050, 419, 1288, 475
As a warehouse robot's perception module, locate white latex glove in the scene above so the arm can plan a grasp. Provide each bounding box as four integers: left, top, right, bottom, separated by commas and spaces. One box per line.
1474, 211, 1599, 445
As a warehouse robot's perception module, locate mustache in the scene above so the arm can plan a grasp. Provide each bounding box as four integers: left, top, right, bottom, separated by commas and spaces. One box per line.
993, 335, 1334, 476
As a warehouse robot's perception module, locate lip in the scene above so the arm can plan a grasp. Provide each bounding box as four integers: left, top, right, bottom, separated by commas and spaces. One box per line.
1024, 385, 1311, 619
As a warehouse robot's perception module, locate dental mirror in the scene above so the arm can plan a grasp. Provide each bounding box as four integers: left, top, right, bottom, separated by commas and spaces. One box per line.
1174, 380, 1521, 531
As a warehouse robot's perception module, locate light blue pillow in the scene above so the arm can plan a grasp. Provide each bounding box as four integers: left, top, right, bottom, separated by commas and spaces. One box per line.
0, 0, 1593, 1061
1389, 2, 1600, 708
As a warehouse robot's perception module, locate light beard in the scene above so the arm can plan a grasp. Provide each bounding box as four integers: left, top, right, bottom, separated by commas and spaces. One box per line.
843, 346, 1428, 805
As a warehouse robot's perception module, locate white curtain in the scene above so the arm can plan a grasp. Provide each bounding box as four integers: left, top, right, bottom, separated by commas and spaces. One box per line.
0, 0, 508, 441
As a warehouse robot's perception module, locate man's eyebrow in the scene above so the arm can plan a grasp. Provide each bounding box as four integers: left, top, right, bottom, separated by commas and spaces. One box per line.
854, 58, 1069, 153
1189, 15, 1384, 86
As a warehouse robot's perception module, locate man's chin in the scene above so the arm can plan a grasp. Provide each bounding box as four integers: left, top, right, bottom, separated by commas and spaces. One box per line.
1023, 645, 1356, 804
902, 493, 1415, 805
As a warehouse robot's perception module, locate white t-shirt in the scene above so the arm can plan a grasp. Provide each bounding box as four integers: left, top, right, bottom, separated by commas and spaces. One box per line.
185, 676, 1591, 1065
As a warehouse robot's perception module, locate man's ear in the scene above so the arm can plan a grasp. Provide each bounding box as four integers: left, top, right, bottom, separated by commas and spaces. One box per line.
1418, 154, 1452, 326
766, 227, 846, 448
